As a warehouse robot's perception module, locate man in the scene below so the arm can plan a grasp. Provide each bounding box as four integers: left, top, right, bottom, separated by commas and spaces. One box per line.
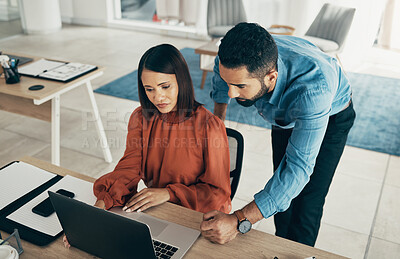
200, 23, 355, 246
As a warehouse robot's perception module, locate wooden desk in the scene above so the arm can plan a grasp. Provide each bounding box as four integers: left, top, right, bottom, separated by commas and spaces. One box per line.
0, 156, 347, 259
0, 53, 112, 165
268, 25, 296, 36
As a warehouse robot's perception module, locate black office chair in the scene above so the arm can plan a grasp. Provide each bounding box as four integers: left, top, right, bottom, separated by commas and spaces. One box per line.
226, 128, 244, 200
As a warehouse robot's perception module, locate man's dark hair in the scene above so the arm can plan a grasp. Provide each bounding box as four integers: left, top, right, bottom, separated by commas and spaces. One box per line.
137, 44, 199, 120
218, 22, 278, 80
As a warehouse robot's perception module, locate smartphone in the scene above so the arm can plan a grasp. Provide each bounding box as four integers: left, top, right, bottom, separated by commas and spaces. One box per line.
32, 189, 75, 217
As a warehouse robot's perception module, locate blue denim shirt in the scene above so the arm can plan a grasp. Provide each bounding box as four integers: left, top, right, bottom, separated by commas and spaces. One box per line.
211, 35, 352, 219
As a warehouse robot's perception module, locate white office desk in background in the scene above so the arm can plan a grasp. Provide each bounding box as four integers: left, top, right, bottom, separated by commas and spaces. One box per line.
0, 53, 112, 165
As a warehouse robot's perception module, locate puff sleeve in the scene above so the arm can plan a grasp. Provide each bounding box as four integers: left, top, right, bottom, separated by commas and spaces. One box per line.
93, 108, 144, 209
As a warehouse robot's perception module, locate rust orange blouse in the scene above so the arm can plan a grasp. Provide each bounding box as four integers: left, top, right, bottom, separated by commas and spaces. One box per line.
93, 105, 231, 213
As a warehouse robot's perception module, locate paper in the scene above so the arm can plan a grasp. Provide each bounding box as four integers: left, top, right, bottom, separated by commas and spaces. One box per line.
0, 161, 55, 210
7, 175, 97, 236
39, 63, 97, 81
18, 59, 66, 76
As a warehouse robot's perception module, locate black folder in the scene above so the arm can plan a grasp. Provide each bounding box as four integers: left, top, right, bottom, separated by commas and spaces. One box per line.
17, 59, 98, 83
0, 161, 64, 246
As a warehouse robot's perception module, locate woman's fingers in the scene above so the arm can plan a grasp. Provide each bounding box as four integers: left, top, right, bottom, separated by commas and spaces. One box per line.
123, 190, 148, 211
123, 188, 169, 212
63, 235, 71, 248
126, 198, 151, 212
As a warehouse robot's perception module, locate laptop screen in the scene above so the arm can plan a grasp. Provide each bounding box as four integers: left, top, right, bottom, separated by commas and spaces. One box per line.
49, 191, 156, 259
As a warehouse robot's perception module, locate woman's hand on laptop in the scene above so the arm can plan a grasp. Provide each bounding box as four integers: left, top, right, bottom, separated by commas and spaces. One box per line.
123, 188, 170, 213
63, 235, 71, 248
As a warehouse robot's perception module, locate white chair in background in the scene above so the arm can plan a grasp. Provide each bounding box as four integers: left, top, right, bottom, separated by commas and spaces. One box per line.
207, 0, 247, 38
303, 3, 356, 67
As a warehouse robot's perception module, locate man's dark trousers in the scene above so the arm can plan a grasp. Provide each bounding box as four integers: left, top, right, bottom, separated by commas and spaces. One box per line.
271, 102, 356, 247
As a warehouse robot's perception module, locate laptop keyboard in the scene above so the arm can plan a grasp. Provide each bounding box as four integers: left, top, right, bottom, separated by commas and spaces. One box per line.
152, 239, 179, 259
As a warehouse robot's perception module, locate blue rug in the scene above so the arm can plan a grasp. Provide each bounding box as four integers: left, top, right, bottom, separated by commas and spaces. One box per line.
95, 48, 400, 156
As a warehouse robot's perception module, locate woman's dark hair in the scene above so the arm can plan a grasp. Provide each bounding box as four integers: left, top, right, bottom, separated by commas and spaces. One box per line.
218, 22, 278, 81
137, 44, 199, 120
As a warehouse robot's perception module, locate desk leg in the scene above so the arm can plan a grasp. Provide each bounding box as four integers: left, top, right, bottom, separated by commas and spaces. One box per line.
85, 81, 112, 163
200, 71, 207, 89
51, 96, 60, 166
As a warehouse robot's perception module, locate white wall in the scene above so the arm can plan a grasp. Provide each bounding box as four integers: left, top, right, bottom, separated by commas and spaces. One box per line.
378, 0, 400, 50
325, 0, 386, 68
59, 0, 111, 26
18, 0, 62, 34
242, 0, 322, 35
59, 0, 73, 23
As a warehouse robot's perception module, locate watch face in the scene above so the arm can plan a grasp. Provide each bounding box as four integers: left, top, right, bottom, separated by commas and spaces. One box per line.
238, 220, 252, 234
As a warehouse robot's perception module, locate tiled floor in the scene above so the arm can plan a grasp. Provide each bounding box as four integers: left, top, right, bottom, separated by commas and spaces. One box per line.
1, 25, 399, 258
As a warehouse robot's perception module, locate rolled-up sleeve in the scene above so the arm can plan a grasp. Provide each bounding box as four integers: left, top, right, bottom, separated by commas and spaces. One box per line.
210, 56, 231, 104
254, 89, 332, 218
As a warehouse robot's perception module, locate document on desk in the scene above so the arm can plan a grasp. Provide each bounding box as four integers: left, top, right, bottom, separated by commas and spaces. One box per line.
7, 175, 97, 236
18, 58, 66, 76
39, 62, 97, 81
0, 161, 55, 210
18, 58, 97, 82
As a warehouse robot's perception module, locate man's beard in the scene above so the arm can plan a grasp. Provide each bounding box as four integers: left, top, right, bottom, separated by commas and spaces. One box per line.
235, 80, 269, 107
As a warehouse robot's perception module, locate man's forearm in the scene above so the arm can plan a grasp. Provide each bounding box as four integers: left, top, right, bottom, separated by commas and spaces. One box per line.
214, 102, 228, 121
241, 201, 264, 224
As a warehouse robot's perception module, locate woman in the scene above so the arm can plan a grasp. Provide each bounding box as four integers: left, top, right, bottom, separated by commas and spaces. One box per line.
93, 44, 231, 214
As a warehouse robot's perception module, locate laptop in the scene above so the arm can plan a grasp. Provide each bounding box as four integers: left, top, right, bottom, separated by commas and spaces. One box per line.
48, 191, 200, 259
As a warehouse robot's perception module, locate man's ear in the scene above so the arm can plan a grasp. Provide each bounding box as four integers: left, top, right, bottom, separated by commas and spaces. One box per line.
263, 70, 278, 85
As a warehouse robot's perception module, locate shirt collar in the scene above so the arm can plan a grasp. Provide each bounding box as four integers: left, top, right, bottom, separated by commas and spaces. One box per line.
265, 56, 287, 106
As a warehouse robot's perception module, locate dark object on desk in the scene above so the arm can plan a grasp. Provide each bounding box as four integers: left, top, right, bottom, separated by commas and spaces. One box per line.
32, 189, 74, 217
2, 56, 21, 84
49, 191, 158, 259
49, 190, 199, 259
28, 85, 44, 91
3, 66, 20, 84
4, 54, 33, 66
0, 161, 64, 246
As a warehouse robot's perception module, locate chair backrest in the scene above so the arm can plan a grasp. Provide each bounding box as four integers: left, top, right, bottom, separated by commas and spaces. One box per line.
226, 127, 244, 200
305, 3, 356, 51
207, 0, 247, 38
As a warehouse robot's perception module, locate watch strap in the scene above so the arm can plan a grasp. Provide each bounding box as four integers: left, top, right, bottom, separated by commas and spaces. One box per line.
234, 210, 246, 222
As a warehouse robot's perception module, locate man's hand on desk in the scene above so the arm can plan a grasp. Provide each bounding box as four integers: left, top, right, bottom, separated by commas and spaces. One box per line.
63, 200, 106, 248
200, 211, 239, 244
201, 201, 264, 244
123, 188, 170, 213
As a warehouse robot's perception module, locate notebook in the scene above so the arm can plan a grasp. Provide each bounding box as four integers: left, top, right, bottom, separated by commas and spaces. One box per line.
18, 59, 97, 82
49, 191, 200, 259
